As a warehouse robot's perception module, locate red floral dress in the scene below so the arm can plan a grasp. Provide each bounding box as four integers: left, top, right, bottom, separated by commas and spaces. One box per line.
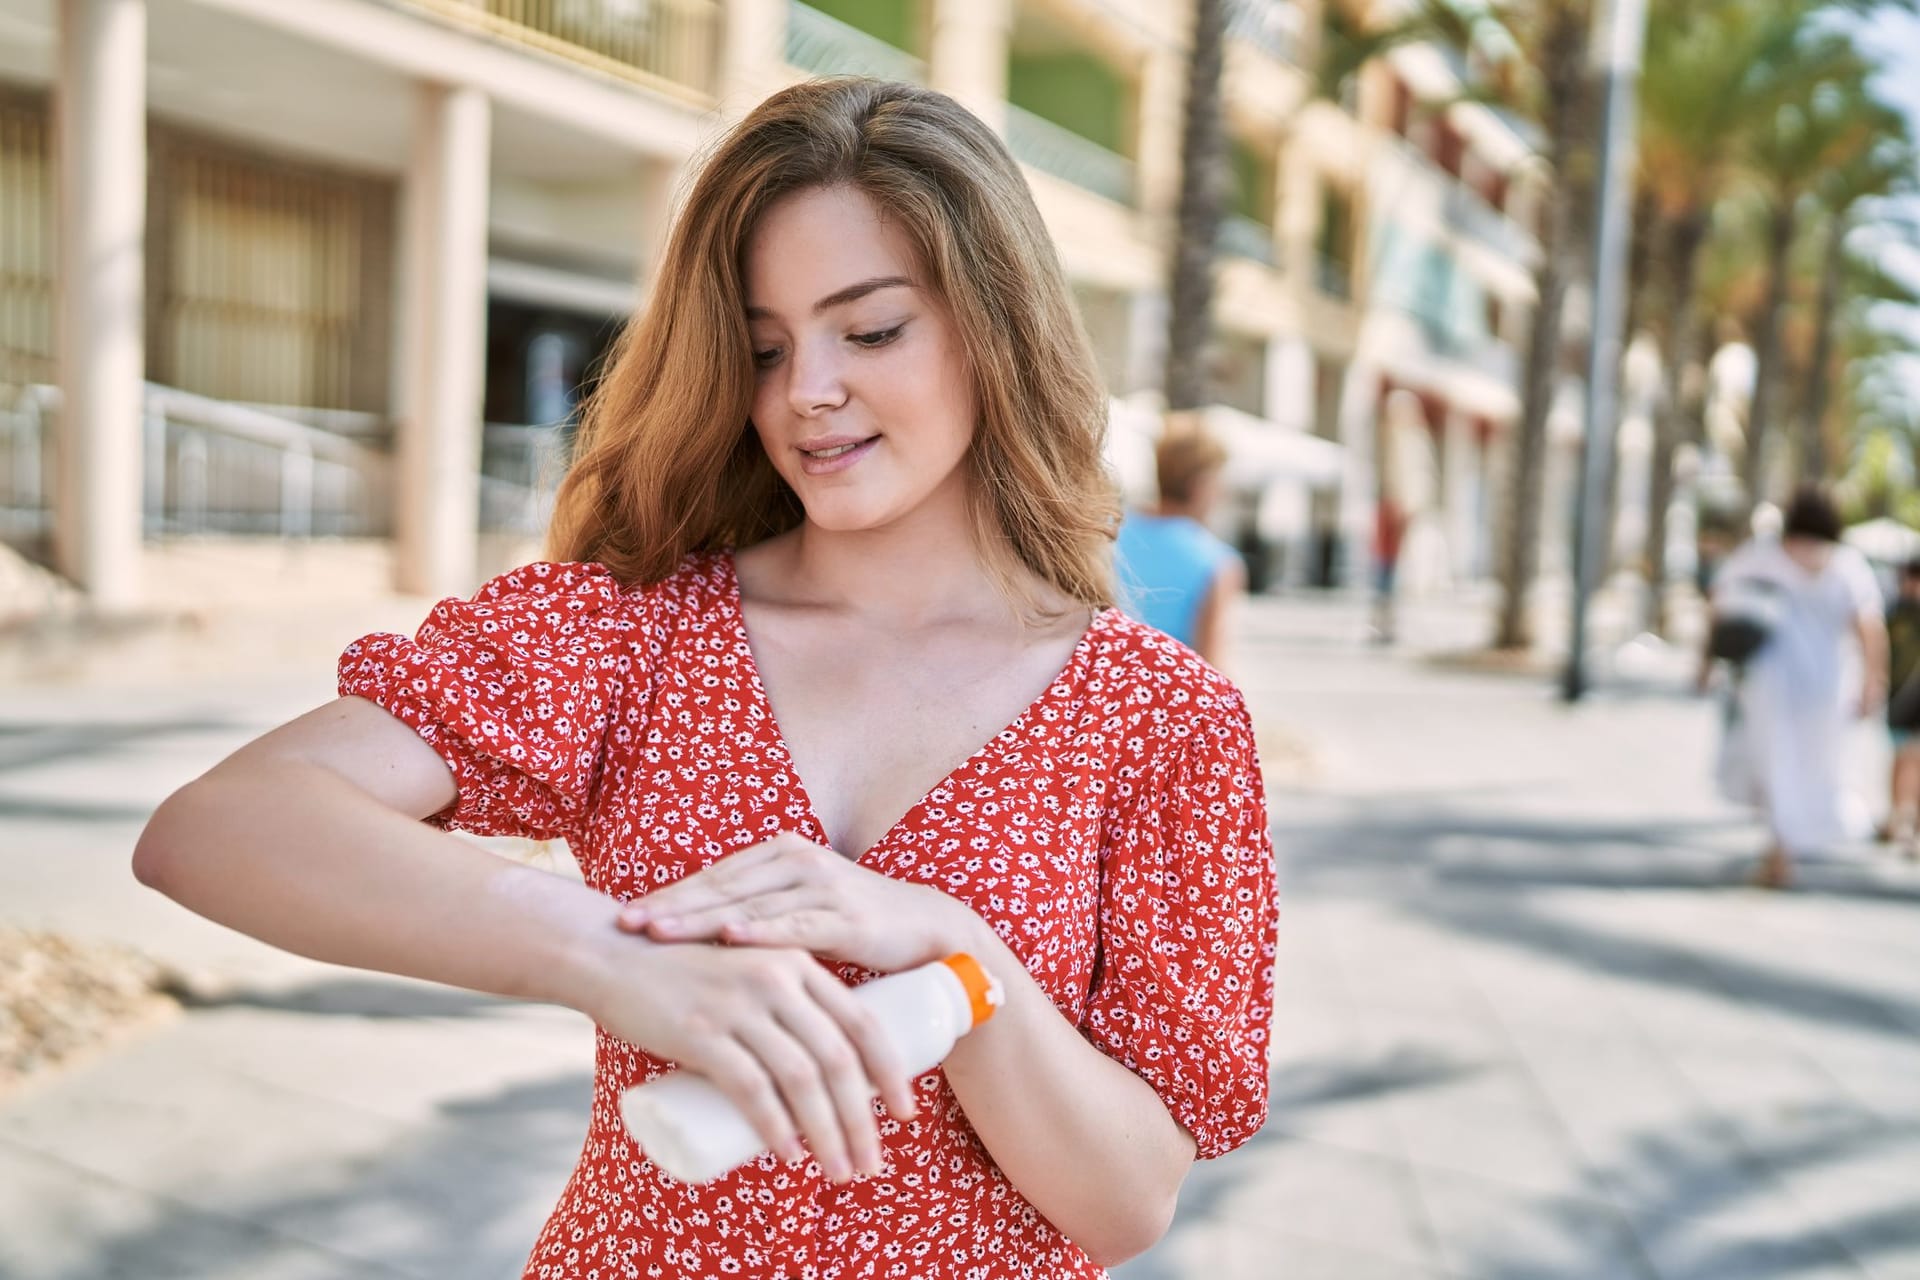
339, 552, 1277, 1280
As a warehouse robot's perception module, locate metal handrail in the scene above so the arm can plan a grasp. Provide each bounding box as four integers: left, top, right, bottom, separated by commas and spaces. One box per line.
785, 1, 926, 81
1004, 104, 1136, 207
0, 383, 397, 542
143, 385, 389, 472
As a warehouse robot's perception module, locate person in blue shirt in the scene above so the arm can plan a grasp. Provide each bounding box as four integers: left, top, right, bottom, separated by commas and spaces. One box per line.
1114, 427, 1246, 669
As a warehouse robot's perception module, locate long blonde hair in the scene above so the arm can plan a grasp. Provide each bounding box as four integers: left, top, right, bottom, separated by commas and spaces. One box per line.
546, 77, 1118, 610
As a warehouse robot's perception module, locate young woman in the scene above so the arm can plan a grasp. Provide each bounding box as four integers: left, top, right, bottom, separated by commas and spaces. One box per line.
1705, 486, 1887, 889
133, 79, 1277, 1278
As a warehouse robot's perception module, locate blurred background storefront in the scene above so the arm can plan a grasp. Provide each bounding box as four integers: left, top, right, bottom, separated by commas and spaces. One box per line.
0, 0, 1551, 615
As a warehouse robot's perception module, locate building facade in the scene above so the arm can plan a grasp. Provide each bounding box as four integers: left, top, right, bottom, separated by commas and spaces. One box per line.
0, 0, 1546, 609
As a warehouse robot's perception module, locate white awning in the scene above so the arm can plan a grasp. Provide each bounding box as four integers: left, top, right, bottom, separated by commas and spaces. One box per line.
1845, 517, 1920, 565
1199, 403, 1345, 489
1106, 397, 1345, 503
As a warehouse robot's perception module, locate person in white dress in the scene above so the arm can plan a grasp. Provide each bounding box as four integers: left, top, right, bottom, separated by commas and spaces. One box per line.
1704, 487, 1889, 888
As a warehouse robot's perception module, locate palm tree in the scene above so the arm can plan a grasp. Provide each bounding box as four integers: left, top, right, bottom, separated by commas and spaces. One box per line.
1818, 228, 1920, 502
1162, 0, 1472, 414
1631, 0, 1812, 633
1164, 0, 1230, 413
1797, 105, 1916, 479
1734, 32, 1879, 507
1462, 0, 1599, 650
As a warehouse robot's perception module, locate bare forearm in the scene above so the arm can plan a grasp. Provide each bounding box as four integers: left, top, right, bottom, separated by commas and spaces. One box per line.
1862, 617, 1890, 699
133, 762, 618, 1012
940, 922, 1192, 1265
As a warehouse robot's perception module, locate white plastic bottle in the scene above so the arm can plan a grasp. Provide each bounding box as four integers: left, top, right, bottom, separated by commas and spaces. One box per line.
620, 953, 1003, 1184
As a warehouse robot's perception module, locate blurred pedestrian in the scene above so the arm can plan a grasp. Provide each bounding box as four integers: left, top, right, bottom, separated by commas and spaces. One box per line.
1113, 426, 1246, 670
1702, 486, 1888, 888
130, 79, 1277, 1278
1882, 557, 1920, 855
1370, 491, 1408, 645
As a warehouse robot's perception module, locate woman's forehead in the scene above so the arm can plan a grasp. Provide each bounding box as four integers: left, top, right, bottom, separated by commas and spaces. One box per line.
743, 187, 921, 311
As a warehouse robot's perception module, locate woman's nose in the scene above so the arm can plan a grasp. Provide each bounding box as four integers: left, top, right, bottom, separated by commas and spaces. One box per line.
786, 339, 849, 416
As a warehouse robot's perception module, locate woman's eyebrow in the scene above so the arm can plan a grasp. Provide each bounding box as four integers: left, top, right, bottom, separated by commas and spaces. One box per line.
745, 276, 913, 320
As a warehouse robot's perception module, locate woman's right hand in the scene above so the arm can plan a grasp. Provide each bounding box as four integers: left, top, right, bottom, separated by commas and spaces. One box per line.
581, 937, 915, 1183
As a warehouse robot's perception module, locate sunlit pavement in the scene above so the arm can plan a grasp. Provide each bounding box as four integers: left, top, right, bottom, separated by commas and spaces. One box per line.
2, 589, 1917, 1278
1122, 589, 1920, 1280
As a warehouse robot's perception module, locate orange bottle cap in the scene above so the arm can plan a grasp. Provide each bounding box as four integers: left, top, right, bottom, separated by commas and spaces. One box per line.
940, 953, 1003, 1028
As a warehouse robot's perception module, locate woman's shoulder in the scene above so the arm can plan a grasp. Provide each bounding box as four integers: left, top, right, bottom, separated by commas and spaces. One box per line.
458, 552, 731, 628
1087, 607, 1251, 723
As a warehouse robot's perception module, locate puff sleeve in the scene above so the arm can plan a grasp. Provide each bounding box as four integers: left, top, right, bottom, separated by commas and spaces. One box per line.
336, 561, 643, 841
1082, 691, 1278, 1159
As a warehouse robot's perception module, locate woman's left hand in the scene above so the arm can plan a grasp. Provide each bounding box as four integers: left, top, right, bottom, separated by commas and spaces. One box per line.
616, 832, 987, 973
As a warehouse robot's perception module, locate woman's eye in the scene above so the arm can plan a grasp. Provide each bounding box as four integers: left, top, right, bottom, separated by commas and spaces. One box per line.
850, 325, 903, 349
752, 347, 783, 369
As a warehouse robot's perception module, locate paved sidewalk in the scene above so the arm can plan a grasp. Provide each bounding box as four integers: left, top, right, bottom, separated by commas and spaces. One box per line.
2, 591, 1917, 1278
1124, 593, 1920, 1280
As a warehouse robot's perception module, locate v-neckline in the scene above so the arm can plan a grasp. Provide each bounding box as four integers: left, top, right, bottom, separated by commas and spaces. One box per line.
720, 550, 1110, 864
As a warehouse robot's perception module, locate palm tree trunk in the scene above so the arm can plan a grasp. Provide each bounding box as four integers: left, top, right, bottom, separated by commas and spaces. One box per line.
1645, 211, 1707, 637
1800, 212, 1847, 483
1494, 7, 1588, 651
1600, 187, 1662, 577
1742, 203, 1796, 508
1164, 0, 1229, 412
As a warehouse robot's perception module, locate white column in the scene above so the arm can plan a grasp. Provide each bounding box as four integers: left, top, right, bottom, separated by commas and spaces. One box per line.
1134, 46, 1186, 226
1442, 407, 1477, 582
396, 82, 490, 599
929, 0, 1012, 135
54, 0, 145, 610
1264, 336, 1314, 432
636, 155, 683, 295
1125, 289, 1168, 399
720, 0, 787, 115
1336, 359, 1379, 589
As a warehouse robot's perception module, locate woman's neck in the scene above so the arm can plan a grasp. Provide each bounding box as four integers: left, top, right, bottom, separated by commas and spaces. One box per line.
754, 484, 1032, 629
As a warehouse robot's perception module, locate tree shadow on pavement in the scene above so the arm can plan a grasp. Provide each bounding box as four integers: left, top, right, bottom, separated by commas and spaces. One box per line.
37, 1070, 592, 1280
1422, 892, 1920, 1040
1279, 802, 1920, 1040
168, 976, 538, 1020
1478, 1106, 1919, 1279
1282, 801, 1920, 901
1268, 1043, 1481, 1113
1122, 1082, 1918, 1280
0, 718, 243, 775
0, 794, 159, 822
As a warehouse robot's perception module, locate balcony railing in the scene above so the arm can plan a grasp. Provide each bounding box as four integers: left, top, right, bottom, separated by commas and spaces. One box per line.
785, 1, 926, 81
1442, 182, 1539, 264
1226, 0, 1301, 64
397, 0, 723, 100
2, 383, 395, 543
1406, 311, 1520, 386
1217, 214, 1277, 266
1005, 105, 1136, 207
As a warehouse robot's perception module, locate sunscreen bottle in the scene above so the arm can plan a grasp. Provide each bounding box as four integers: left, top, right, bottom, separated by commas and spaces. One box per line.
621, 953, 1003, 1184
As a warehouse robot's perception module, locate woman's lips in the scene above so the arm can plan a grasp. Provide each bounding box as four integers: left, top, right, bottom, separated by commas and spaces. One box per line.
797, 436, 879, 476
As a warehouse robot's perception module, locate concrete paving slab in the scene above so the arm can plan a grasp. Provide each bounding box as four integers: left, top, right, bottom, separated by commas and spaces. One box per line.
7, 589, 1920, 1279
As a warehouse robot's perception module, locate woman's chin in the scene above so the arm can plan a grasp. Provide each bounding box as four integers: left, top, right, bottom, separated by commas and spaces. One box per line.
798, 498, 899, 535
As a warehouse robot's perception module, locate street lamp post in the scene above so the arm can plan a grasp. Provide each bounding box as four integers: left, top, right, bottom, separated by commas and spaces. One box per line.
1563, 0, 1649, 702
